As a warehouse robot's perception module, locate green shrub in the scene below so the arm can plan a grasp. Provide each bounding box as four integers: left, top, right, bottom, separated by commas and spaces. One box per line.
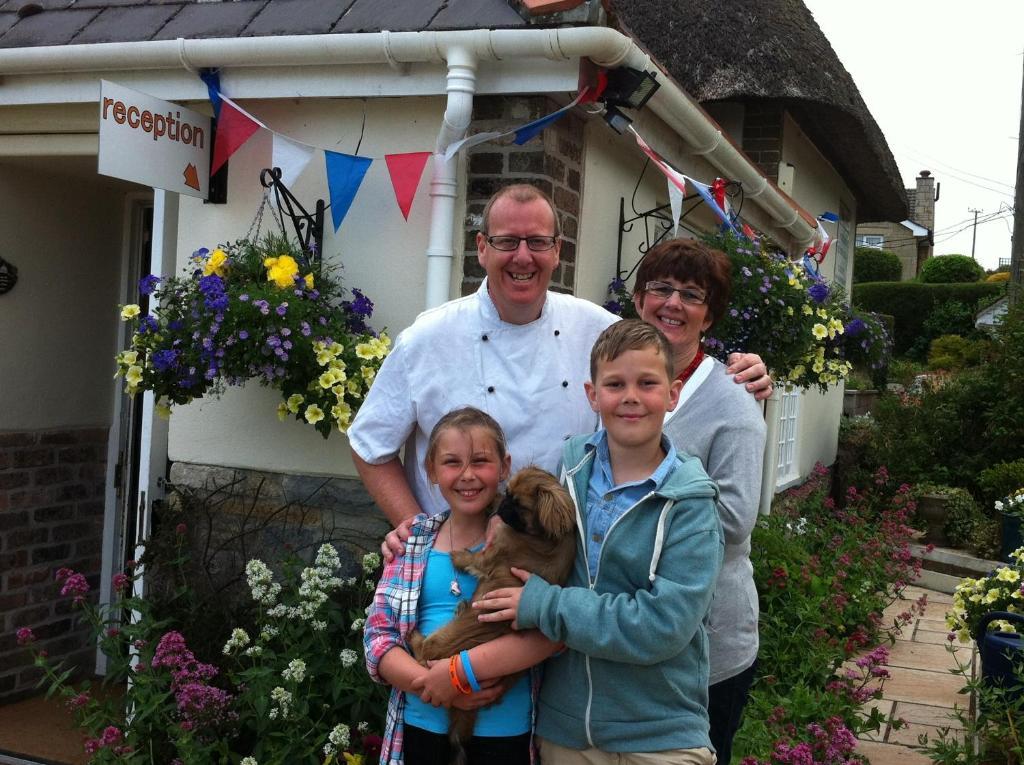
927, 334, 989, 370
979, 459, 1024, 507
913, 484, 999, 557
852, 281, 1003, 354
888, 357, 927, 387
853, 247, 903, 283
919, 254, 984, 284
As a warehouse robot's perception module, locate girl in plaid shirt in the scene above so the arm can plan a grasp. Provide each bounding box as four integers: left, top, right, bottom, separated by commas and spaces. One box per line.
364, 408, 545, 765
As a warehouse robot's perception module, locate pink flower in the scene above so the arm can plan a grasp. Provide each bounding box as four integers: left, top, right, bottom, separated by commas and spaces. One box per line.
66, 692, 90, 710
175, 523, 188, 535
100, 726, 122, 746
60, 572, 90, 605
55, 567, 73, 582
84, 739, 101, 754
106, 627, 120, 638
112, 573, 131, 592
16, 627, 35, 645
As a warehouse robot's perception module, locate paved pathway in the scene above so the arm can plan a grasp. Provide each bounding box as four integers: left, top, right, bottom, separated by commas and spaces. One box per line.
856, 586, 971, 765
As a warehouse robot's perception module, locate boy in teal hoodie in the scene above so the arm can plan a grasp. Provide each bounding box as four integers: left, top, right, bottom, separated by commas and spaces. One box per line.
476, 319, 724, 765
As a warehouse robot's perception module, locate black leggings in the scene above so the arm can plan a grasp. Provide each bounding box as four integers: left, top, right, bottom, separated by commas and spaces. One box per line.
403, 724, 530, 765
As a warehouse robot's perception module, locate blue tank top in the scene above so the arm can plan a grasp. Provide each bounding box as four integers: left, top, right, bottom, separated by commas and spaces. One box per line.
403, 548, 531, 736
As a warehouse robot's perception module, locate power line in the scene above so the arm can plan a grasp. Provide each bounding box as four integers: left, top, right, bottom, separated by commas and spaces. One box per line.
895, 144, 1017, 192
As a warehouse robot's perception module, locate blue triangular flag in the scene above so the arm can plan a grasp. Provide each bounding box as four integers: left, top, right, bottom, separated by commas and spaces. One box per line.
512, 110, 568, 145
687, 177, 739, 235
199, 69, 222, 119
324, 151, 373, 232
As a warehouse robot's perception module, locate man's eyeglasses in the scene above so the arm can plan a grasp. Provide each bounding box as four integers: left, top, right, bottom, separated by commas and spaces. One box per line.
643, 281, 708, 306
483, 235, 559, 252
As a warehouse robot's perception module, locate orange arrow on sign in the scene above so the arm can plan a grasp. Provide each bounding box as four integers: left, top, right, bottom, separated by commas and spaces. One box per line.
183, 163, 200, 191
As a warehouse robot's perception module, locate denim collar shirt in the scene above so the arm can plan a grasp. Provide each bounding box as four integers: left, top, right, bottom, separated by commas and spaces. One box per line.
583, 430, 679, 578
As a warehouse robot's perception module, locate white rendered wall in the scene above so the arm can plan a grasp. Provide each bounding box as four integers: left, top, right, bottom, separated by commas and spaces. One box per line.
167, 96, 448, 478
780, 112, 858, 478
0, 163, 126, 430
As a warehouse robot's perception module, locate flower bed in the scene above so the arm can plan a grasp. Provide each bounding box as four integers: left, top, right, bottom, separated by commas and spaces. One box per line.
735, 466, 927, 765
114, 234, 389, 438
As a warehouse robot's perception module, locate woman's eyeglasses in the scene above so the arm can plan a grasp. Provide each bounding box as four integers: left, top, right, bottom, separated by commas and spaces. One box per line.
643, 281, 708, 306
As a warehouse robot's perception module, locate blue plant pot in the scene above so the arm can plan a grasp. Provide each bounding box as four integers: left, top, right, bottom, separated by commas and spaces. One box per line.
975, 611, 1024, 707
1001, 513, 1023, 562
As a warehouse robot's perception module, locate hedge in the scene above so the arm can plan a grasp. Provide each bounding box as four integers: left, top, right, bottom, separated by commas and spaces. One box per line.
853, 247, 902, 283
851, 282, 1004, 354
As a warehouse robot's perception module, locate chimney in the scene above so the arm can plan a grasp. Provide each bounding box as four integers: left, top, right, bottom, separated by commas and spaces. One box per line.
915, 170, 935, 230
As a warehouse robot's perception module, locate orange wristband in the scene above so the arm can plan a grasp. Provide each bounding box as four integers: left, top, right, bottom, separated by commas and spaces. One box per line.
448, 655, 472, 695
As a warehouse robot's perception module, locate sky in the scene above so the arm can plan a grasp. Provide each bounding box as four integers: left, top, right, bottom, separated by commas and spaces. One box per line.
802, 1, 1022, 271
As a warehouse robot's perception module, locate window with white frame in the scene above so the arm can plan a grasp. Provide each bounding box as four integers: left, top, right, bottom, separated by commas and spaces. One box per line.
855, 234, 884, 249
775, 389, 801, 488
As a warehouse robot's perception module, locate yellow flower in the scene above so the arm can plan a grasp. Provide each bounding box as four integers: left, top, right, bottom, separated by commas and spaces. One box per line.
277, 402, 289, 421
332, 401, 352, 431
786, 306, 794, 316
355, 342, 375, 360
347, 379, 363, 399
361, 366, 377, 384
319, 371, 337, 389
203, 248, 228, 277
812, 359, 825, 374
264, 254, 300, 289
802, 304, 813, 316
317, 349, 334, 366
304, 404, 325, 425
343, 754, 363, 765
329, 342, 345, 356
121, 304, 141, 320
816, 308, 828, 319
790, 365, 805, 379
125, 365, 144, 386
286, 393, 304, 413
304, 273, 315, 289
118, 350, 139, 366
155, 402, 172, 419
812, 323, 828, 340
996, 567, 1020, 583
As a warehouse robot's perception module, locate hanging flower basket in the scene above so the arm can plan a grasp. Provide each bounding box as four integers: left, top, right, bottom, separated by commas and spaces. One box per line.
115, 233, 389, 438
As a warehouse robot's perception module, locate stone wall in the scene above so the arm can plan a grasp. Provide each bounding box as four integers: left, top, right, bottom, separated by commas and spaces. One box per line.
461, 95, 586, 296
0, 427, 107, 700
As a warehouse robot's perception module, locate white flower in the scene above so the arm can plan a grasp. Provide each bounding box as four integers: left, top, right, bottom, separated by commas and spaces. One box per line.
244, 646, 263, 657
282, 658, 306, 684
315, 543, 341, 571
312, 619, 327, 632
241, 758, 258, 765
340, 648, 358, 668
350, 618, 365, 632
222, 627, 250, 655
270, 686, 293, 718
260, 626, 279, 641
358, 721, 370, 733
245, 559, 282, 606
362, 552, 382, 573
329, 723, 351, 749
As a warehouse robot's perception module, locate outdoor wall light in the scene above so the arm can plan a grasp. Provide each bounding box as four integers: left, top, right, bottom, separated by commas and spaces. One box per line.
602, 67, 660, 110
603, 104, 634, 134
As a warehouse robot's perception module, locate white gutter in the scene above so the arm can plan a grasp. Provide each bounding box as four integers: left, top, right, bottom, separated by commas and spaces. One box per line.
0, 28, 817, 307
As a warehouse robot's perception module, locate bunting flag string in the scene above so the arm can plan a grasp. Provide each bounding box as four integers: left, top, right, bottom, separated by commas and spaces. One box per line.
211, 95, 265, 175
443, 89, 589, 161
272, 134, 316, 188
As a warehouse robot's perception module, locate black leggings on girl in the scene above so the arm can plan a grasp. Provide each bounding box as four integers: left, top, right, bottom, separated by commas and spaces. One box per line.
403, 724, 530, 765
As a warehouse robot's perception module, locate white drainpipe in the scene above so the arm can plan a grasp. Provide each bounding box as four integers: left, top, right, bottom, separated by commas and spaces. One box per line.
0, 28, 818, 308
425, 45, 476, 308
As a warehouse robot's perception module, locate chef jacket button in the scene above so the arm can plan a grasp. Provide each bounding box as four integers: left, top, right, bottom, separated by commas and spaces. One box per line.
487, 386, 495, 393
554, 330, 560, 336
562, 380, 569, 388
482, 334, 489, 341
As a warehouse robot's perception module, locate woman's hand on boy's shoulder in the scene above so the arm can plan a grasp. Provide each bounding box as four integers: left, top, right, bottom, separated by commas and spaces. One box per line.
473, 567, 532, 629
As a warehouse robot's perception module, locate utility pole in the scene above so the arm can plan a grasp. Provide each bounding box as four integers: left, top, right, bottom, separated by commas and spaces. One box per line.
968, 207, 983, 261
1010, 52, 1024, 306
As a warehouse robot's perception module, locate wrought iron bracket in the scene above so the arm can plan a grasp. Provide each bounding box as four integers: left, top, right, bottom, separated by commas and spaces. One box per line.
616, 194, 704, 280
260, 167, 326, 266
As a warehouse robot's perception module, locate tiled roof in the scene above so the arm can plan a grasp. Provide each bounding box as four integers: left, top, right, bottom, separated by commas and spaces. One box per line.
0, 0, 527, 48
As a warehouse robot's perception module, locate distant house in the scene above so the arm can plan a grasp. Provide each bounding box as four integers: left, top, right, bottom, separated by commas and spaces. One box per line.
856, 170, 937, 280
0, 0, 906, 698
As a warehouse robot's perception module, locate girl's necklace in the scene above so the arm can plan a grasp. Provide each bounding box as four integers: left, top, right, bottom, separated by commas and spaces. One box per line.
448, 519, 463, 597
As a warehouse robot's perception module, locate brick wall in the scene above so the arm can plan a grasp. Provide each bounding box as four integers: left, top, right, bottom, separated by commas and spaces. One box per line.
461, 95, 585, 296
741, 101, 783, 182
0, 427, 107, 700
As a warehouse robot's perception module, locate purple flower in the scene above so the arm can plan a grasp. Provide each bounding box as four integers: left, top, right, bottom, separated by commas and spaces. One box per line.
138, 315, 159, 334
300, 321, 311, 337
602, 300, 623, 315
845, 318, 866, 337
808, 281, 829, 304
239, 293, 249, 302
276, 302, 288, 316
198, 275, 228, 311
254, 299, 270, 316
138, 274, 161, 295
238, 330, 249, 340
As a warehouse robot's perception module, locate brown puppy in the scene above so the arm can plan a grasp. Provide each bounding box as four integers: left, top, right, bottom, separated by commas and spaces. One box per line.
408, 466, 577, 764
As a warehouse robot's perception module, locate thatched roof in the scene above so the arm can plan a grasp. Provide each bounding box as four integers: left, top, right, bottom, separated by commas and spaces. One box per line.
607, 0, 908, 222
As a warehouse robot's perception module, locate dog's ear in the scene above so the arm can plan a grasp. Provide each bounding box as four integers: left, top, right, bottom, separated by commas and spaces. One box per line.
535, 478, 575, 540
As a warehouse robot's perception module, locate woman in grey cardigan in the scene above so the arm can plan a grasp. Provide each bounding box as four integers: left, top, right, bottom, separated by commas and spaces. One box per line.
632, 238, 768, 765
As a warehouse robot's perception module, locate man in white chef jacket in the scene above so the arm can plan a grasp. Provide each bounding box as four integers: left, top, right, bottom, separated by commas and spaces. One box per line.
347, 184, 768, 526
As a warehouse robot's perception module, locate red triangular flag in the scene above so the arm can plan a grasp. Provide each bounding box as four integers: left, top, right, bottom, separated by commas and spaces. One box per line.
210, 99, 261, 175
384, 152, 432, 220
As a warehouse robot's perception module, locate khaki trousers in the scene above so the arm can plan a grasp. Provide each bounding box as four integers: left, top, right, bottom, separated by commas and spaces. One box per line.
539, 737, 717, 765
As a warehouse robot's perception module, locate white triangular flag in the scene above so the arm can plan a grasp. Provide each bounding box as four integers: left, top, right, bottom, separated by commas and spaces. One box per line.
668, 177, 685, 237
272, 134, 315, 187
